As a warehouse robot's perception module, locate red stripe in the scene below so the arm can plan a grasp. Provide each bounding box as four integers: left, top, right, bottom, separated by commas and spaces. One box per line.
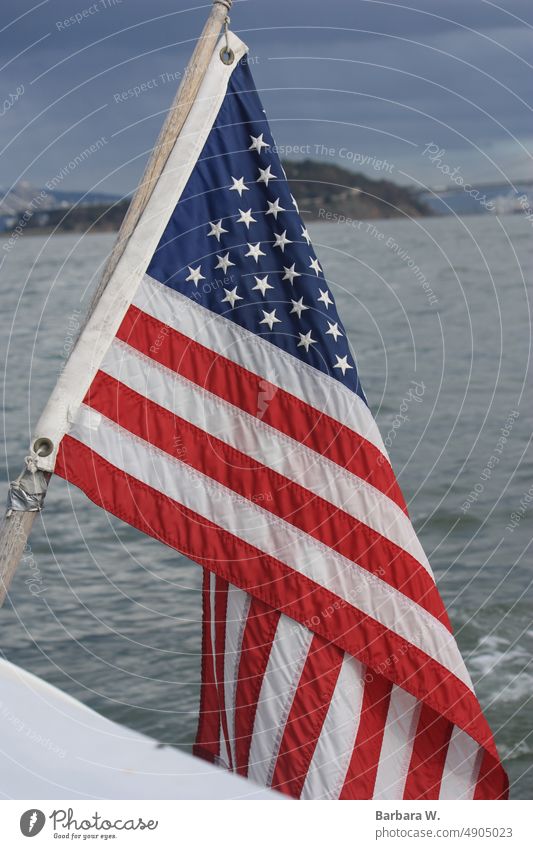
54, 436, 500, 769
233, 598, 280, 776
193, 570, 220, 764
117, 304, 407, 513
474, 750, 509, 800
339, 672, 392, 799
214, 576, 233, 770
84, 369, 449, 625
403, 704, 453, 799
270, 635, 344, 798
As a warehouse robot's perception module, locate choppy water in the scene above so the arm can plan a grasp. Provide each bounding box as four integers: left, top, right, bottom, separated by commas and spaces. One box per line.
1, 215, 531, 798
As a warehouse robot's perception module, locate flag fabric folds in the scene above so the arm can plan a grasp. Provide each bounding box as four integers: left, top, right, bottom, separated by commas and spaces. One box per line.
41, 31, 507, 799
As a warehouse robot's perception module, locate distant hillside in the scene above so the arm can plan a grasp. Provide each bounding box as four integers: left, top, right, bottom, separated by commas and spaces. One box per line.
0, 160, 431, 237
0, 182, 122, 216
0, 200, 129, 236
283, 160, 431, 220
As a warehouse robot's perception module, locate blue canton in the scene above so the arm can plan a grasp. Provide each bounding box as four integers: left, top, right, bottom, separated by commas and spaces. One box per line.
147, 59, 365, 403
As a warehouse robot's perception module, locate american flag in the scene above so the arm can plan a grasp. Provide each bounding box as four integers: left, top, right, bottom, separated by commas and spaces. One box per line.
48, 34, 506, 799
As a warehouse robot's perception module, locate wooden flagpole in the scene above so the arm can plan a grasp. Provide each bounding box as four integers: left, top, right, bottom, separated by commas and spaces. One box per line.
0, 0, 233, 606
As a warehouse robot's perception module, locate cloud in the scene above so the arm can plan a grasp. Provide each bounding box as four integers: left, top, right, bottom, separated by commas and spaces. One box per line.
1, 0, 531, 193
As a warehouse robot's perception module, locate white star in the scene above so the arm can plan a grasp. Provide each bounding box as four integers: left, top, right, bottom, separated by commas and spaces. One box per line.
273, 230, 293, 252
185, 265, 205, 286
291, 193, 300, 213
259, 309, 281, 330
249, 133, 269, 153
221, 287, 243, 309
215, 252, 235, 274
301, 226, 311, 245
282, 264, 301, 284
326, 320, 343, 342
252, 275, 273, 296
237, 208, 257, 228
266, 198, 285, 220
317, 288, 333, 309
309, 257, 322, 276
333, 355, 353, 376
229, 176, 249, 197
297, 330, 317, 352
245, 242, 266, 263
208, 220, 227, 241
290, 297, 309, 318
257, 165, 277, 186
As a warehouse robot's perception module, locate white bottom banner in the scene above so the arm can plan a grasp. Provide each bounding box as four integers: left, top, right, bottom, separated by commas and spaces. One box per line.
0, 800, 529, 848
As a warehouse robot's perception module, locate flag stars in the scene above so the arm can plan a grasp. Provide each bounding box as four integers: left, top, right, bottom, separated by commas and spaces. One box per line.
301, 226, 311, 245
208, 220, 227, 241
291, 194, 300, 213
221, 287, 243, 309
273, 230, 292, 252
252, 275, 273, 297
297, 330, 317, 352
290, 297, 309, 318
185, 265, 205, 286
282, 264, 301, 284
317, 288, 333, 309
333, 355, 353, 376
249, 133, 269, 153
259, 308, 281, 330
326, 321, 343, 342
229, 176, 249, 196
245, 242, 266, 263
309, 257, 322, 276
266, 198, 285, 220
257, 165, 277, 186
215, 252, 235, 274
237, 208, 257, 228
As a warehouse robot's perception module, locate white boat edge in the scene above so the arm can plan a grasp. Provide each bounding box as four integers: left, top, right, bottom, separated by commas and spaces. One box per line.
0, 659, 282, 800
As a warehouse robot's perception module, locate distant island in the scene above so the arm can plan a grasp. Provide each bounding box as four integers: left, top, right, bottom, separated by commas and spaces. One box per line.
0, 160, 432, 239
283, 159, 431, 220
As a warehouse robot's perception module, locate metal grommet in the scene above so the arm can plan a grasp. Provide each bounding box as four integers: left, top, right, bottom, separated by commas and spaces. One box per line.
32, 437, 54, 457
219, 46, 235, 65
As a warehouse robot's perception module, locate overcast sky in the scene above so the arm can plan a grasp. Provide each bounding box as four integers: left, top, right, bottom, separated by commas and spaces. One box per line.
1, 0, 532, 197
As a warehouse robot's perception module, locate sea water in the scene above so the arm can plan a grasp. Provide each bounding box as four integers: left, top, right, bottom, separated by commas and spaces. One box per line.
1, 214, 531, 798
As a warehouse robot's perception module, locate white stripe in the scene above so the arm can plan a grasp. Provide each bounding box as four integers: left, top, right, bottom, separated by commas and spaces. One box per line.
300, 654, 365, 800
34, 33, 249, 472
102, 338, 432, 577
247, 615, 313, 787
67, 412, 473, 690
372, 685, 421, 800
224, 585, 251, 771
439, 726, 482, 800
134, 274, 388, 458
208, 573, 230, 770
